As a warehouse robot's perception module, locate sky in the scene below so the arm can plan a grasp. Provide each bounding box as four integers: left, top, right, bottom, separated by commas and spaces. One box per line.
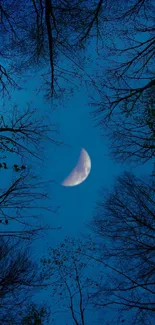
1, 34, 153, 324
8, 44, 151, 250
11, 67, 123, 247
1, 46, 123, 323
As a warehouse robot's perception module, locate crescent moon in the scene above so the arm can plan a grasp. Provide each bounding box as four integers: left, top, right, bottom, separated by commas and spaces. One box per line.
61, 148, 91, 187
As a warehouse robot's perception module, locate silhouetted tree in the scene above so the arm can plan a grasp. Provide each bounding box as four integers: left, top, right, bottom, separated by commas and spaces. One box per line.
89, 172, 155, 324
0, 102, 60, 240
0, 237, 50, 324
0, 0, 105, 99
86, 0, 155, 169
40, 237, 100, 324
0, 104, 59, 161
106, 86, 155, 164
21, 303, 50, 325
91, 0, 155, 120
0, 169, 60, 240
0, 63, 19, 97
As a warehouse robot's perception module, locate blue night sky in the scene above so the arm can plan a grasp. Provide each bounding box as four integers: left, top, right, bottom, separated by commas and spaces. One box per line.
9, 65, 123, 248
6, 41, 150, 251
3, 50, 151, 325
1, 48, 124, 323
1, 11, 153, 322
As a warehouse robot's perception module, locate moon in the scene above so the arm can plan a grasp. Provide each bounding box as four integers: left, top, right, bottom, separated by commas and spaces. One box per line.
61, 148, 91, 187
